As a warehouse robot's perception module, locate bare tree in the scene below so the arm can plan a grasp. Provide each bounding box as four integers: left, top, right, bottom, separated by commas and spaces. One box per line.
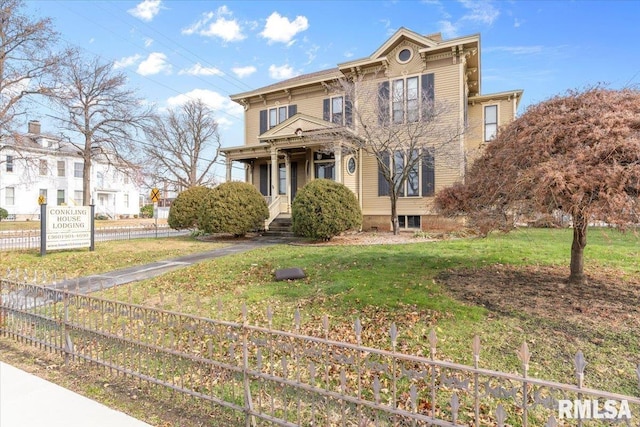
436, 87, 640, 285
50, 54, 152, 206
0, 0, 64, 133
317, 70, 463, 234
142, 98, 221, 190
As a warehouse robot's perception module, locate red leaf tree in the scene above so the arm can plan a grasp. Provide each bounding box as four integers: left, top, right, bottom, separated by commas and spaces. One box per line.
436, 87, 640, 284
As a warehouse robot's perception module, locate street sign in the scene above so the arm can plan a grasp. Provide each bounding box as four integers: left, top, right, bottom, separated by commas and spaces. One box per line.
150, 187, 161, 203
38, 195, 46, 205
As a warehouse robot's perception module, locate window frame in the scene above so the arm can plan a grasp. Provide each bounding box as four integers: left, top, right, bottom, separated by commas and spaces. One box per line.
57, 161, 66, 177
57, 189, 65, 206
269, 105, 290, 130
74, 162, 83, 178
378, 148, 435, 198
6, 155, 13, 172
484, 104, 498, 142
74, 190, 83, 206
389, 75, 425, 125
5, 187, 15, 205
398, 215, 421, 229
39, 159, 48, 176
313, 152, 335, 181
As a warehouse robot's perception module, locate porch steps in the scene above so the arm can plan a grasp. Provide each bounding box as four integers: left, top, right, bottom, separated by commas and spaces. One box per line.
264, 214, 294, 237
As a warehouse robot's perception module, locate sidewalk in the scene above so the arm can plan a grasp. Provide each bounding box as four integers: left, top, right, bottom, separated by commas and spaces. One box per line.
0, 361, 153, 427
1, 235, 296, 427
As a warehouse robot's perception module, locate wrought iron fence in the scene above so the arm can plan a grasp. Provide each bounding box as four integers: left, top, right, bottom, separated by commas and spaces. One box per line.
0, 225, 188, 251
1, 277, 639, 426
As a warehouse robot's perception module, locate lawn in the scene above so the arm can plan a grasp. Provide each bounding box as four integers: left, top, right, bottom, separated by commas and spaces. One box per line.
1, 227, 639, 423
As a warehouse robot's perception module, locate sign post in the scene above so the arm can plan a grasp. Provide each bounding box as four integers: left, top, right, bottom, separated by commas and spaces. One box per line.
151, 187, 160, 238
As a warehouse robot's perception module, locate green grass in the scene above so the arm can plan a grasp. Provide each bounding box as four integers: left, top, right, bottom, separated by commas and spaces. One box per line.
2, 226, 640, 422
1, 236, 226, 277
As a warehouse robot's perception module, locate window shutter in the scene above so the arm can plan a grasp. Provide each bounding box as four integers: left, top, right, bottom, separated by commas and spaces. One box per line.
259, 110, 268, 135
421, 149, 435, 197
323, 99, 330, 121
378, 152, 390, 196
259, 164, 269, 196
345, 95, 353, 127
421, 73, 435, 121
288, 104, 297, 117
378, 81, 389, 125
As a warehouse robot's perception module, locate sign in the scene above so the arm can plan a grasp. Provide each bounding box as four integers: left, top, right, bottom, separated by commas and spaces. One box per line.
45, 206, 92, 250
150, 187, 161, 203
38, 195, 46, 205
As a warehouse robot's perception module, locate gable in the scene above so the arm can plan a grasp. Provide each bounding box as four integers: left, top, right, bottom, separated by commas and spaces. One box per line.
259, 113, 338, 141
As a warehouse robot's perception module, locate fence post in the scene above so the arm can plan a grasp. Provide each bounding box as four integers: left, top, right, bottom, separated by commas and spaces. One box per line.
241, 304, 256, 427
62, 285, 74, 365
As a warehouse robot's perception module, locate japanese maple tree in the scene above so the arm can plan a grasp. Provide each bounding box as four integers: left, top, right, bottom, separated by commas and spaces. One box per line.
436, 87, 640, 284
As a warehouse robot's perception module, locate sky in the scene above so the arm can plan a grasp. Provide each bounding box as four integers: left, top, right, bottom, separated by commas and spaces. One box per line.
25, 0, 640, 181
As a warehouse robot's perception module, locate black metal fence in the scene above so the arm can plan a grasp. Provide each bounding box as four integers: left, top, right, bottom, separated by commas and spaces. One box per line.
1, 278, 639, 426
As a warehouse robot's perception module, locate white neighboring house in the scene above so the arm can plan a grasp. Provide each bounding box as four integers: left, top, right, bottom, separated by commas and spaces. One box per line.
0, 121, 142, 221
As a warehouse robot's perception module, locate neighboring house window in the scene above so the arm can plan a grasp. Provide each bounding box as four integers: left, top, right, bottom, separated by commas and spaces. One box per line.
97, 172, 104, 188
484, 105, 498, 141
74, 162, 83, 178
259, 104, 298, 135
57, 189, 65, 206
57, 161, 65, 177
74, 191, 83, 205
398, 215, 421, 229
124, 174, 129, 184
379, 74, 434, 125
5, 187, 15, 205
124, 193, 129, 208
39, 159, 48, 175
6, 155, 13, 172
322, 95, 353, 126
314, 152, 335, 180
378, 148, 435, 197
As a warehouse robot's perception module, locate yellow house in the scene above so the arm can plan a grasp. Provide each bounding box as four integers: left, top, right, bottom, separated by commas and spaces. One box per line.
221, 27, 522, 231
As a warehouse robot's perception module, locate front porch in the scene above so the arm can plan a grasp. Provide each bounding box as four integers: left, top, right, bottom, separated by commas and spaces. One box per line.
221, 114, 361, 230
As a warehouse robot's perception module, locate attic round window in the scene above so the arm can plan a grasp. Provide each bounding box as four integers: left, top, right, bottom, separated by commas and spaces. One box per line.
346, 157, 357, 175
398, 48, 412, 63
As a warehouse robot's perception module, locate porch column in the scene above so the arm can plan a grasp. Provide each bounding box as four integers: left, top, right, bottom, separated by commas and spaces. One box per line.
270, 147, 278, 198
225, 157, 232, 182
334, 145, 342, 183
284, 153, 291, 212
247, 163, 254, 185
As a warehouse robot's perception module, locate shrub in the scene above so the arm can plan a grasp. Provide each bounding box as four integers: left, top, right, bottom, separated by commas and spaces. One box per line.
198, 182, 268, 237
292, 179, 362, 240
167, 186, 212, 230
0, 207, 8, 221
140, 204, 154, 218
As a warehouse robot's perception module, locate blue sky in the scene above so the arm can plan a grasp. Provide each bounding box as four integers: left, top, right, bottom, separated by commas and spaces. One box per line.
26, 0, 640, 180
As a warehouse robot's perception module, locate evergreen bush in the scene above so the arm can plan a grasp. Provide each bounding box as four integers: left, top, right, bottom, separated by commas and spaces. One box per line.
0, 207, 8, 221
198, 182, 268, 237
292, 179, 362, 240
167, 186, 212, 229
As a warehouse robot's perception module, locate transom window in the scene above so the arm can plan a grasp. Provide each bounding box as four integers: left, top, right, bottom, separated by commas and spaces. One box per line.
484, 105, 498, 141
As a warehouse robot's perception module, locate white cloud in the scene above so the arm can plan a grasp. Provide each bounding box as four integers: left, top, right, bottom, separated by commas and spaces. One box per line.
113, 54, 142, 69
179, 63, 224, 76
260, 12, 309, 45
269, 64, 297, 80
484, 45, 544, 55
232, 66, 257, 78
166, 89, 244, 128
182, 6, 245, 42
438, 20, 459, 38
128, 0, 162, 22
459, 0, 500, 25
137, 52, 171, 76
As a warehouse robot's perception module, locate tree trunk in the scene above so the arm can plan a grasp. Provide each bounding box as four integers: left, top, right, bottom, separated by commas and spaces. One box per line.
569, 211, 588, 285
390, 194, 399, 235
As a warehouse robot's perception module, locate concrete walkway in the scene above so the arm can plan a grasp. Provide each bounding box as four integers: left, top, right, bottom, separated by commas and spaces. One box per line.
1, 235, 296, 426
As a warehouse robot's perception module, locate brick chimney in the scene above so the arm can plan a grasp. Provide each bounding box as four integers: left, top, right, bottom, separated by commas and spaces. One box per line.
28, 120, 41, 134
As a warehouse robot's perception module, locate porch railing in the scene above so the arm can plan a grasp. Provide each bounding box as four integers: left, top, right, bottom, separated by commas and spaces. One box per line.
265, 195, 281, 230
